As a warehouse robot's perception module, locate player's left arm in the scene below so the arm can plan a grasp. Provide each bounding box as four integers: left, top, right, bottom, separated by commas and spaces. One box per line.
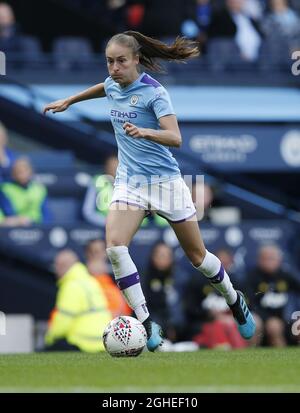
123, 115, 182, 148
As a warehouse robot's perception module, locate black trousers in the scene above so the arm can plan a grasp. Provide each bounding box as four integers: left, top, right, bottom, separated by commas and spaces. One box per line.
45, 339, 81, 352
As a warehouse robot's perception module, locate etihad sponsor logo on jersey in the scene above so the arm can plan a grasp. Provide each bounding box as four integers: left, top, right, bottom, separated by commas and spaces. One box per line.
111, 110, 137, 119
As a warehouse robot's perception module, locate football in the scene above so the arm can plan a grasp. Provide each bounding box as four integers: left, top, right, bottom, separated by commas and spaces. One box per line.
103, 316, 147, 357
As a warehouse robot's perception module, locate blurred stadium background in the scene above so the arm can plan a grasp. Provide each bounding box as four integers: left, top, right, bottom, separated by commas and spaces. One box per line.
1, 0, 300, 365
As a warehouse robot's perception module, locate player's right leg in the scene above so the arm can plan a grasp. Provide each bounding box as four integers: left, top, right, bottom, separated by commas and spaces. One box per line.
170, 219, 256, 340
105, 204, 163, 351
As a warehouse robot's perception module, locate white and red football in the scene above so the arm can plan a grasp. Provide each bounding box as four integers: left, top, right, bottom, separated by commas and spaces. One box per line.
103, 316, 147, 357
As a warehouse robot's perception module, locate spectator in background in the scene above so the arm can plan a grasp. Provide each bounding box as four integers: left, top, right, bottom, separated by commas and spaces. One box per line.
85, 239, 132, 317
82, 154, 118, 227
106, 0, 128, 33
195, 0, 213, 28
45, 249, 112, 352
216, 248, 238, 280
181, 0, 213, 50
192, 180, 241, 225
0, 2, 24, 57
85, 237, 107, 263
126, 1, 145, 31
262, 0, 300, 41
243, 0, 265, 19
208, 0, 262, 61
247, 244, 300, 347
98, 1, 146, 37
141, 0, 190, 38
0, 206, 31, 226
182, 248, 248, 349
0, 157, 51, 224
0, 122, 16, 183
215, 247, 248, 287
192, 180, 214, 222
143, 242, 182, 341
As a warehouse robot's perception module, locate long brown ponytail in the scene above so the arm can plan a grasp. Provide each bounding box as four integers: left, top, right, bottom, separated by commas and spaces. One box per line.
106, 31, 200, 72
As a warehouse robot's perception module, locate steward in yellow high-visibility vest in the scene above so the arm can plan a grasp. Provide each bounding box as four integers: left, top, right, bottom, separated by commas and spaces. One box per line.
0, 207, 32, 226
45, 250, 112, 352
0, 158, 51, 223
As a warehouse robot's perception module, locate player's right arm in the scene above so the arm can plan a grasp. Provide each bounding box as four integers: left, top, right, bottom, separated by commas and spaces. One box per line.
43, 82, 106, 114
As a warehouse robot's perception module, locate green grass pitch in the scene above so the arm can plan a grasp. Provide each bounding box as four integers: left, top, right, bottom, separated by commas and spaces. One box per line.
0, 348, 299, 393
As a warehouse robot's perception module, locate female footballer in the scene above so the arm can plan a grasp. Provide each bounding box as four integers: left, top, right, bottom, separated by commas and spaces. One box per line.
44, 31, 255, 351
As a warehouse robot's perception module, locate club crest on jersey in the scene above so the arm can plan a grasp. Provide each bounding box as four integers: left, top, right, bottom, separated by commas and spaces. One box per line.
130, 95, 139, 106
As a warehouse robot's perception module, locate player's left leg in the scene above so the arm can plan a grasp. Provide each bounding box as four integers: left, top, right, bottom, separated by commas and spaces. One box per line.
106, 204, 163, 351
169, 218, 256, 340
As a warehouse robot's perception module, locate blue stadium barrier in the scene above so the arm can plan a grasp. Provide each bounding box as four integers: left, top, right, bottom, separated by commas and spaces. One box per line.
0, 220, 296, 277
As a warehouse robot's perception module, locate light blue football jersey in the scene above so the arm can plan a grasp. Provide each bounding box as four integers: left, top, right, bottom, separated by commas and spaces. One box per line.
104, 72, 181, 186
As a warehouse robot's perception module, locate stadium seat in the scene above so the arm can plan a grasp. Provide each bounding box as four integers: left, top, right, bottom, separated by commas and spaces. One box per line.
5, 35, 44, 69
27, 150, 75, 171
259, 37, 291, 72
206, 38, 244, 72
20, 36, 43, 64
52, 36, 94, 70
48, 197, 82, 223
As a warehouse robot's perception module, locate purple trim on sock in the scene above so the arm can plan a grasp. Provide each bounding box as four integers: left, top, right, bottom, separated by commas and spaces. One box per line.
117, 272, 140, 290
140, 74, 161, 88
210, 265, 224, 284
